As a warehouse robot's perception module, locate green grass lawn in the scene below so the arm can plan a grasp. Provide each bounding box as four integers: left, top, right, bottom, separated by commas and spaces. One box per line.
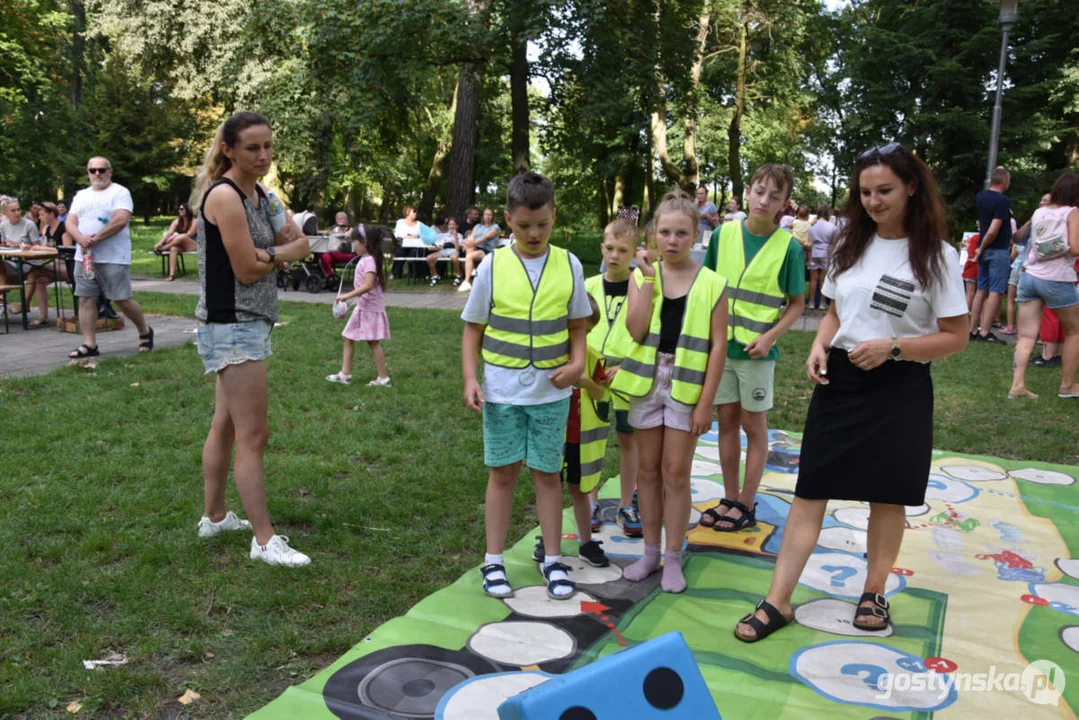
2, 291, 1076, 718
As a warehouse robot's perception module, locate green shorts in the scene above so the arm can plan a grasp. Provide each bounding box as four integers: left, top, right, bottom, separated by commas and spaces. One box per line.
715, 358, 775, 413
482, 398, 570, 473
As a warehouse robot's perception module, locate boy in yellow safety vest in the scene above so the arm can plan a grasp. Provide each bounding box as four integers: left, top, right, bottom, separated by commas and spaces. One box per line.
701, 164, 806, 533
461, 171, 593, 601
584, 219, 642, 537
533, 295, 611, 568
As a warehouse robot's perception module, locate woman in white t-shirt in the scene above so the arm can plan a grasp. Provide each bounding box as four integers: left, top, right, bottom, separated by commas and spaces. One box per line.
733, 143, 969, 643
1008, 172, 1079, 399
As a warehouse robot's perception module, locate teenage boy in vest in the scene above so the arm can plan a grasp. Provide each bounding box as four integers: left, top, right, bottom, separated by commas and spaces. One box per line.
462, 171, 593, 600
584, 218, 642, 537
701, 164, 806, 532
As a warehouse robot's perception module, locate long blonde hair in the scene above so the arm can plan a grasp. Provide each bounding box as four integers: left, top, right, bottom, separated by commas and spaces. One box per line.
190, 111, 270, 210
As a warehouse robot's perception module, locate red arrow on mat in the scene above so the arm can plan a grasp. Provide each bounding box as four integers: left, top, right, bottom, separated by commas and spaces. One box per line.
581, 601, 611, 614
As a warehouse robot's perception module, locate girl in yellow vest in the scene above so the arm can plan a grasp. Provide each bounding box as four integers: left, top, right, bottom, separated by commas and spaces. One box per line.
610, 191, 729, 593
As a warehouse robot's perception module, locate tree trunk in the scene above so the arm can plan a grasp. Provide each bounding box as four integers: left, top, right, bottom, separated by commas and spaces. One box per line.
643, 131, 654, 222
419, 79, 461, 220
446, 62, 482, 220
611, 167, 626, 219
727, 16, 748, 203
600, 178, 611, 228
649, 0, 685, 190
509, 33, 530, 175
682, 1, 712, 190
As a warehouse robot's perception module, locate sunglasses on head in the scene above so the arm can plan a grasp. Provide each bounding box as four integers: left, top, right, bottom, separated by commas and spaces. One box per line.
88, 167, 109, 174
859, 142, 902, 160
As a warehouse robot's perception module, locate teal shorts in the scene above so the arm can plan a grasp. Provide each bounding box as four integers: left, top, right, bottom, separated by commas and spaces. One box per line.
482, 398, 570, 473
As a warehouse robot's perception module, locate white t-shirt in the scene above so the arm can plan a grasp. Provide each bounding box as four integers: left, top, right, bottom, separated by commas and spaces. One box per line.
723, 210, 747, 224
824, 236, 967, 360
461, 247, 593, 405
394, 218, 424, 248
69, 182, 134, 264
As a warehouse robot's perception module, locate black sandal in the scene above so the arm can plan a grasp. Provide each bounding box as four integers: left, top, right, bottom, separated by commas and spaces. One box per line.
69, 344, 100, 359
735, 599, 792, 643
138, 326, 154, 352
480, 563, 513, 598
699, 498, 735, 528
852, 592, 891, 631
713, 500, 757, 532
540, 561, 576, 600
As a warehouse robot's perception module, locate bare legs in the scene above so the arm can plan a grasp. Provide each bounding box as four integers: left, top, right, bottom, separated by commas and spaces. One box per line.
807, 269, 825, 308
978, 290, 1003, 337
485, 462, 563, 561
715, 404, 767, 528
1009, 299, 1043, 398
340, 338, 355, 376
369, 340, 389, 380
1055, 305, 1079, 395
202, 362, 275, 545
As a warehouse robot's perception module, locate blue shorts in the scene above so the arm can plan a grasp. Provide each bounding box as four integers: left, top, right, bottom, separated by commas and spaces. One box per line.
976, 248, 1011, 294
1016, 272, 1079, 310
482, 398, 570, 473
196, 320, 274, 374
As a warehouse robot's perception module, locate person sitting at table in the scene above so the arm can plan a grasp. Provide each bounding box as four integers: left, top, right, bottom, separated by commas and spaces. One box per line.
426, 216, 463, 287
456, 207, 500, 293
1, 196, 51, 325
152, 203, 197, 281
320, 211, 357, 278
37, 201, 71, 283
391, 204, 426, 280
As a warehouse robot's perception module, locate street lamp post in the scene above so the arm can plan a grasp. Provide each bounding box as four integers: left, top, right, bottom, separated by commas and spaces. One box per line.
985, 0, 1020, 187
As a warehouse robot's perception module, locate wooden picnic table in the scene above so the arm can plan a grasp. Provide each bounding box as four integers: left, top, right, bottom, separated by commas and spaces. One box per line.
0, 246, 60, 331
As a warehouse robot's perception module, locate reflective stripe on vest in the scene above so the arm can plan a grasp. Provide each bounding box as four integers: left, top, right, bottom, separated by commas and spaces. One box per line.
573, 348, 610, 493
584, 274, 634, 364
482, 246, 572, 369
715, 221, 789, 345
609, 265, 728, 406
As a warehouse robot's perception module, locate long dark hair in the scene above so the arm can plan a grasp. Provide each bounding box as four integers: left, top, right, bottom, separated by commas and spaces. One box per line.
176, 202, 193, 233
351, 226, 386, 289
1049, 172, 1079, 206
831, 145, 948, 289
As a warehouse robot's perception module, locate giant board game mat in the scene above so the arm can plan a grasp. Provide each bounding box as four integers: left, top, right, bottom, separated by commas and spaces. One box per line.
251, 424, 1077, 719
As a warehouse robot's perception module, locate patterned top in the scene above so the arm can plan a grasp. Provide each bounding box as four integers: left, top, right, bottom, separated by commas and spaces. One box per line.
195, 179, 278, 324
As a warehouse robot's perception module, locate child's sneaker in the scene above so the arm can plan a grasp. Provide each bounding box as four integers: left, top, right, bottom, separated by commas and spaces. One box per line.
250, 535, 311, 567
326, 372, 351, 385
618, 505, 643, 537
532, 536, 545, 564
197, 511, 251, 538
590, 503, 601, 532
457, 280, 471, 293
579, 539, 609, 567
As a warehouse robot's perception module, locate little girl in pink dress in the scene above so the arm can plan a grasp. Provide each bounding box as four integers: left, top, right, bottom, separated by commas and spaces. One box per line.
326, 230, 391, 386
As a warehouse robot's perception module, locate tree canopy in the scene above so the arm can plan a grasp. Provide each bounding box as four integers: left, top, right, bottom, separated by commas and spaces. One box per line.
2, 0, 1076, 233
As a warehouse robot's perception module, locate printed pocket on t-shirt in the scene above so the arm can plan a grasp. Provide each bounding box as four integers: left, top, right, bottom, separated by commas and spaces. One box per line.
870, 274, 915, 317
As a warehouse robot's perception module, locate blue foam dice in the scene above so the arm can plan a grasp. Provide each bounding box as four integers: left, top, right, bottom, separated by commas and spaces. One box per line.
496, 631, 721, 720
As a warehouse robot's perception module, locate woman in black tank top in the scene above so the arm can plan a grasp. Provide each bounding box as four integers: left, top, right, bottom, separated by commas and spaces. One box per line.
191, 111, 313, 568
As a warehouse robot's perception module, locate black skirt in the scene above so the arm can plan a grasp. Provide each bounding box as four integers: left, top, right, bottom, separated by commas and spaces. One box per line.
794, 349, 933, 506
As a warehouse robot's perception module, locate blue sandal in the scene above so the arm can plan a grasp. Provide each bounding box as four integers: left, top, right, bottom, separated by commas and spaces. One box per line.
540, 561, 576, 600
480, 563, 513, 598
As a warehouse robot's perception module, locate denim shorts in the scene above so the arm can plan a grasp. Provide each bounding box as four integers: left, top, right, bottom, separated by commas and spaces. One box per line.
976, 248, 1010, 294
196, 320, 274, 374
482, 398, 570, 473
1016, 272, 1079, 310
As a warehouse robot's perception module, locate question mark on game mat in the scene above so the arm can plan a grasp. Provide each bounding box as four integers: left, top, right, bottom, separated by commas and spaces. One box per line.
841, 663, 888, 690
821, 565, 858, 588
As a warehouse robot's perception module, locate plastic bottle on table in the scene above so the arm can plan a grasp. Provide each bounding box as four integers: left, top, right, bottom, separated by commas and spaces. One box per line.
82, 248, 95, 279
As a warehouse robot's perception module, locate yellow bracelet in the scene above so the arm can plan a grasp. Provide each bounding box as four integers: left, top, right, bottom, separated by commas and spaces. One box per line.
642, 276, 656, 284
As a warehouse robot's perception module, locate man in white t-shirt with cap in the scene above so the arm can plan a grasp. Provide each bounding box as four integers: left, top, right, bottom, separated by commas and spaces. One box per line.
66, 156, 153, 360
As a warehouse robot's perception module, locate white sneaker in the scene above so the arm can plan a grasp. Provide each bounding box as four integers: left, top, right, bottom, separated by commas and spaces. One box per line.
326, 372, 351, 385
457, 281, 471, 292
250, 535, 311, 567
198, 511, 252, 538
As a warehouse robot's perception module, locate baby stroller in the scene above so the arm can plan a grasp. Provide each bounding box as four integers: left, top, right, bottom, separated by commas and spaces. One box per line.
276, 211, 340, 293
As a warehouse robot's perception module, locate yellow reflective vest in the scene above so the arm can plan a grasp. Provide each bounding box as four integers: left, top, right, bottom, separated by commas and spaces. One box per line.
482, 245, 572, 369
570, 346, 610, 493
610, 265, 727, 406
584, 274, 633, 365
714, 221, 789, 345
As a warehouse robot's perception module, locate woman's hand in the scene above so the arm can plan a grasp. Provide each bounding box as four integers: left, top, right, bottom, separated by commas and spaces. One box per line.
848, 338, 891, 372
636, 248, 656, 277
806, 342, 830, 384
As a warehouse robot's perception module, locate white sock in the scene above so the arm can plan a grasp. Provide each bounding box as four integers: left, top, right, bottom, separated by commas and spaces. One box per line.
544, 555, 574, 597
482, 553, 511, 596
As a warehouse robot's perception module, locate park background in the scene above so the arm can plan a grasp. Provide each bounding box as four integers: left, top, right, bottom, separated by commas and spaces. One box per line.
3, 0, 1078, 233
